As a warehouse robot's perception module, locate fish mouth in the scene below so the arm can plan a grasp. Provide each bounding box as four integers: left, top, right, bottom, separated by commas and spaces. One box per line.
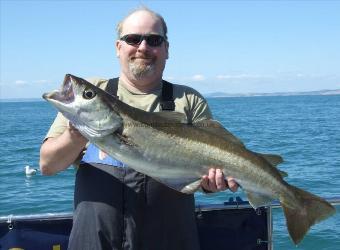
42, 74, 75, 104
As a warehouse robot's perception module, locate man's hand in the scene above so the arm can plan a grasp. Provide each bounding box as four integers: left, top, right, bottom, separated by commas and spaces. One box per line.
68, 121, 84, 137
201, 168, 239, 193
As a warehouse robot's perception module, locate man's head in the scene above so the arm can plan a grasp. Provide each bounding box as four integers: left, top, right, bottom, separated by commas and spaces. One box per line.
116, 8, 169, 89
116, 8, 168, 41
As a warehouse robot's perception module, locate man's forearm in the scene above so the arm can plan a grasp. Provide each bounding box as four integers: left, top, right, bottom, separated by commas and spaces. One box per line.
39, 127, 88, 175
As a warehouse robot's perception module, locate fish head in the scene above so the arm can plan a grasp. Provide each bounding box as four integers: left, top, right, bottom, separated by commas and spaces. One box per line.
43, 74, 122, 139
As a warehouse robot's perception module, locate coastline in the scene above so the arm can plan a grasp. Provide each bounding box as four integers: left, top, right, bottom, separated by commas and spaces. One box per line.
1, 89, 339, 102
204, 89, 340, 98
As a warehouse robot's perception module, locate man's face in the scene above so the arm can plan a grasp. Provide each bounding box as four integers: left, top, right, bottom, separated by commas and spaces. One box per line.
116, 11, 169, 84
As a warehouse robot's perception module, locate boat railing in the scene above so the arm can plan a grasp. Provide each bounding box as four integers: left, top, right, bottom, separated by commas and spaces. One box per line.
1, 196, 339, 222
0, 196, 338, 250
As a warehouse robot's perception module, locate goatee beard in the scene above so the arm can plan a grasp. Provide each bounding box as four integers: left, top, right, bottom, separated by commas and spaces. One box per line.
129, 59, 155, 79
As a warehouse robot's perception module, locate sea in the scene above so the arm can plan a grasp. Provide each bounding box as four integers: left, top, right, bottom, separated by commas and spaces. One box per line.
0, 95, 339, 250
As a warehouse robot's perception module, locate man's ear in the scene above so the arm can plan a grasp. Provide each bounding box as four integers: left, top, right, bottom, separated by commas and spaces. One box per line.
165, 41, 169, 59
115, 40, 121, 58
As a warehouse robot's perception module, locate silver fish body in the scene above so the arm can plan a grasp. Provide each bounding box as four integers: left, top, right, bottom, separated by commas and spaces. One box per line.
43, 74, 335, 245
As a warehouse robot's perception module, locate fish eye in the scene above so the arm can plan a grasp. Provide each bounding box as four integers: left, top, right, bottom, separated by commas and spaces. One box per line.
83, 88, 96, 99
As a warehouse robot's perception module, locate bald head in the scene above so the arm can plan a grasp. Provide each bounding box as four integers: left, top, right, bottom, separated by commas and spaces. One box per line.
116, 7, 168, 41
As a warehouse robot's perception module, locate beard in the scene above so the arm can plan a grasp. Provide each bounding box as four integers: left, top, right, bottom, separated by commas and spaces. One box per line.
128, 57, 156, 79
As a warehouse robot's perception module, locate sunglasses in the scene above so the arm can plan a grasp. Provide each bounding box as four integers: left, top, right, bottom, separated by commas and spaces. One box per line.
120, 34, 165, 47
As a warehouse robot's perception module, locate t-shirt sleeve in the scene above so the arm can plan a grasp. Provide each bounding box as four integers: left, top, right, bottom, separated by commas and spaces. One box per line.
183, 87, 213, 123
44, 112, 68, 141
171, 83, 213, 123
190, 98, 213, 122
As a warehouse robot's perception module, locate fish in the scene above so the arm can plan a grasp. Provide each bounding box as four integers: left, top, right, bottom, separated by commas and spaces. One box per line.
43, 74, 335, 245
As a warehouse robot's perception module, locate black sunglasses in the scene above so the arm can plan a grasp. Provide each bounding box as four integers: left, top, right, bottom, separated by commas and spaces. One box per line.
120, 34, 165, 47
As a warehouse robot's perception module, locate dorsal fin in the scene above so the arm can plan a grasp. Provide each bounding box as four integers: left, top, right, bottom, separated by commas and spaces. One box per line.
193, 119, 245, 146
256, 153, 284, 166
254, 152, 287, 177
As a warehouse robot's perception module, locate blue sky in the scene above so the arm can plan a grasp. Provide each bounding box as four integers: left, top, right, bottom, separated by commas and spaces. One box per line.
1, 0, 339, 99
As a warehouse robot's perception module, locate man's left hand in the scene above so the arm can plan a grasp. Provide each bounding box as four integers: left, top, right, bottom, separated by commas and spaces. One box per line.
201, 168, 239, 193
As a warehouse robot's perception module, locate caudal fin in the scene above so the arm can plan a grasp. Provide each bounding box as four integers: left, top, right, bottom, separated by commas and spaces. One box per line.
281, 185, 336, 245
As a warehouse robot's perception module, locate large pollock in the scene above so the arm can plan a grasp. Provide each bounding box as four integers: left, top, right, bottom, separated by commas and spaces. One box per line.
43, 74, 335, 245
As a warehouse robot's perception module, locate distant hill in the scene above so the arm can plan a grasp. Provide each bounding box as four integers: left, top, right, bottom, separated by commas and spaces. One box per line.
205, 89, 340, 98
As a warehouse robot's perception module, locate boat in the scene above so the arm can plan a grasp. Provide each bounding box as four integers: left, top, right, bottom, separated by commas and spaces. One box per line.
1, 197, 339, 250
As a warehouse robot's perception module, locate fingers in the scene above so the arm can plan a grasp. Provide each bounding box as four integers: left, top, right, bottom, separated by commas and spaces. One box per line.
67, 121, 78, 131
67, 121, 87, 142
68, 121, 82, 135
215, 169, 227, 190
201, 168, 239, 193
201, 168, 226, 192
201, 175, 210, 191
207, 168, 217, 191
226, 176, 238, 192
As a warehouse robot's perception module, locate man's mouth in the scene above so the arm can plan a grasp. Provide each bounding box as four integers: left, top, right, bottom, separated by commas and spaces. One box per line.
131, 53, 154, 61
132, 57, 153, 61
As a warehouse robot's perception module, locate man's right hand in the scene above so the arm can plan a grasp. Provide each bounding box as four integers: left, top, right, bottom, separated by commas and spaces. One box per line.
67, 122, 83, 137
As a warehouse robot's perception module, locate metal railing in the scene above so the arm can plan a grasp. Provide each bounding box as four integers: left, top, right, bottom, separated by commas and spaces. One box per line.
1, 196, 339, 222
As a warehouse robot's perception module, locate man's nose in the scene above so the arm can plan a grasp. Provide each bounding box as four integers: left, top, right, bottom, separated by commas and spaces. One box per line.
137, 39, 149, 51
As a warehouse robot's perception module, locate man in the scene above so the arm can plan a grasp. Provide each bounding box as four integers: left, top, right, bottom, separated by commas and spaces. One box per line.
40, 7, 238, 250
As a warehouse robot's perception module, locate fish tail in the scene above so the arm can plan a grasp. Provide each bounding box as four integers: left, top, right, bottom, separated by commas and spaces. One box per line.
281, 184, 336, 245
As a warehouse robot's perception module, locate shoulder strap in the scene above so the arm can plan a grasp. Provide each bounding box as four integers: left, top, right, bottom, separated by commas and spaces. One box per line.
106, 78, 119, 97
106, 78, 175, 111
160, 80, 175, 111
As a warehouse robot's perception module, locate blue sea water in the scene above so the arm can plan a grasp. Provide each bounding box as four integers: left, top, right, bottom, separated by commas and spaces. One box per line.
0, 95, 339, 249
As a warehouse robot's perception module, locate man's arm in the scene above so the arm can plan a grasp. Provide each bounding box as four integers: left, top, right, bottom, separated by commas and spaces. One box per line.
40, 123, 88, 175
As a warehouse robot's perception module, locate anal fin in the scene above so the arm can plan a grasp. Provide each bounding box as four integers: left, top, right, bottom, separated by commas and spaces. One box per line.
245, 191, 274, 209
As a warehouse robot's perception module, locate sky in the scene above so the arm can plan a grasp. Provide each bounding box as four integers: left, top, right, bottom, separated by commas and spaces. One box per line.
1, 0, 340, 99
